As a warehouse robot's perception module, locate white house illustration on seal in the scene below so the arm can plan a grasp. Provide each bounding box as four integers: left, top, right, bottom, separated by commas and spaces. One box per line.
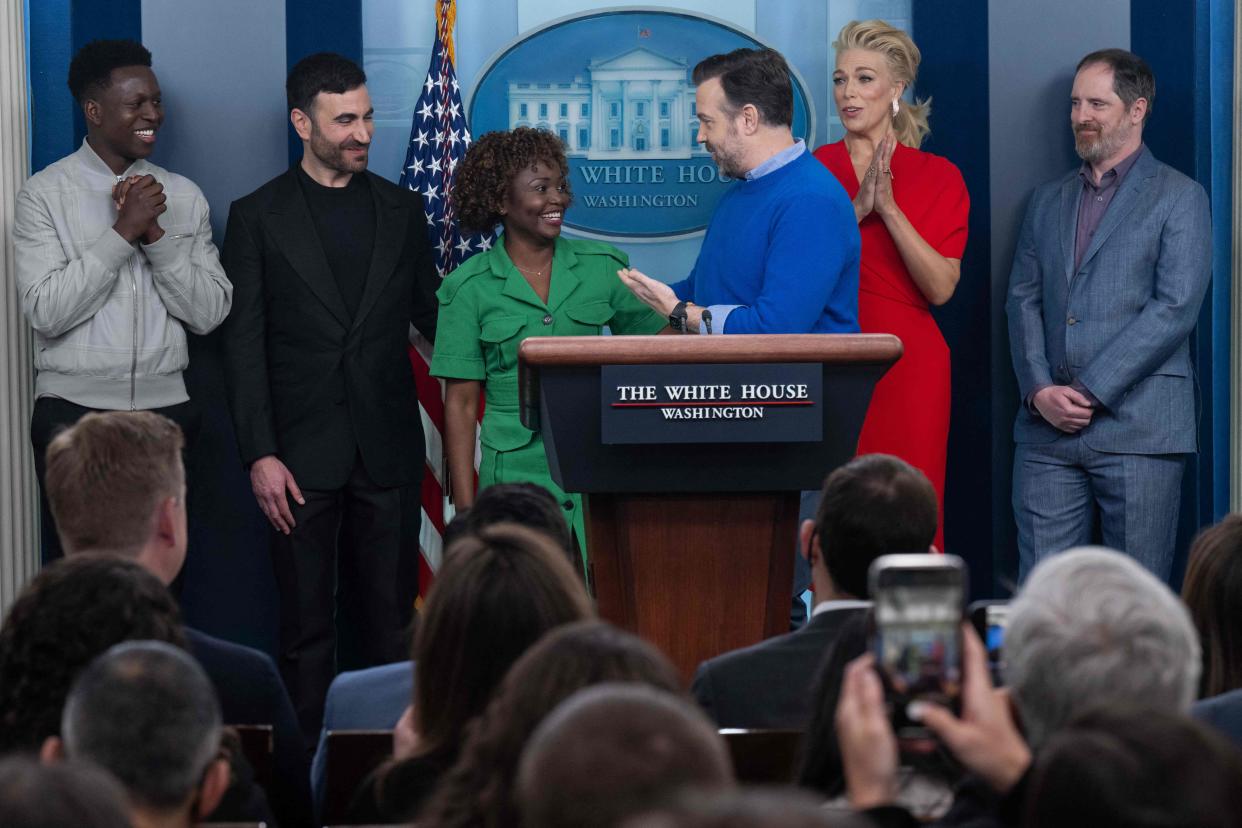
507, 47, 708, 160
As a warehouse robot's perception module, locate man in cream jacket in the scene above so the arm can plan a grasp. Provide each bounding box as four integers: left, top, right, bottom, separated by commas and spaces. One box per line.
14, 39, 231, 562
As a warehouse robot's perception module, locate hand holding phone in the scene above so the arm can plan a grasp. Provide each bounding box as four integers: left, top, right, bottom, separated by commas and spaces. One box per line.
868, 554, 966, 740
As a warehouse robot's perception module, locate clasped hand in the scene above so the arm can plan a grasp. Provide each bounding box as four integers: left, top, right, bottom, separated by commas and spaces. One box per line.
1033, 385, 1094, 433
112, 173, 167, 244
853, 133, 897, 223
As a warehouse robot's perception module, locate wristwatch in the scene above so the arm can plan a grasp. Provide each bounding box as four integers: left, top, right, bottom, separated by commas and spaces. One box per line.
669, 300, 689, 333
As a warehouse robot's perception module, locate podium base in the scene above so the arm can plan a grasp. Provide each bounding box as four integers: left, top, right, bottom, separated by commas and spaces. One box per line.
586, 491, 799, 684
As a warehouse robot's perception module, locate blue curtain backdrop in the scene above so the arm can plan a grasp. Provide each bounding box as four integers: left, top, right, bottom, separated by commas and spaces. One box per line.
1133, 0, 1234, 583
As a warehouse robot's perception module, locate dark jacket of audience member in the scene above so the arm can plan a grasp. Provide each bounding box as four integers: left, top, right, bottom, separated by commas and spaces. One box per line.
0, 756, 132, 828
517, 683, 735, 828
692, 454, 936, 729
346, 523, 595, 824
1182, 513, 1242, 698
422, 620, 682, 828
795, 612, 870, 798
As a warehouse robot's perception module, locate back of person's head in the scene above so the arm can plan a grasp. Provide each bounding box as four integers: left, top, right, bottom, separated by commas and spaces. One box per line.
1182, 514, 1242, 697
0, 756, 131, 828
286, 51, 366, 115
67, 39, 152, 105
623, 788, 865, 828
0, 556, 186, 752
61, 641, 224, 815
796, 611, 870, 795
815, 454, 938, 598
442, 482, 574, 558
423, 620, 681, 828
1021, 707, 1242, 828
517, 683, 734, 828
691, 48, 793, 129
621, 791, 835, 828
1006, 547, 1200, 748
413, 523, 594, 755
45, 411, 185, 560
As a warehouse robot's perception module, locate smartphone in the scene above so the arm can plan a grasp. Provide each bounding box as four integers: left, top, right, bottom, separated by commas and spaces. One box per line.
869, 554, 967, 739
969, 600, 1010, 686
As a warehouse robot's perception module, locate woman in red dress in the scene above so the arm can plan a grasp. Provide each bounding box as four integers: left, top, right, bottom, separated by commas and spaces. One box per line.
814, 20, 969, 551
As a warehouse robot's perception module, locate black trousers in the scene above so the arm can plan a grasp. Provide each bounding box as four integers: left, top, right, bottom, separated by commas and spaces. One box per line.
271, 454, 418, 744
30, 396, 202, 564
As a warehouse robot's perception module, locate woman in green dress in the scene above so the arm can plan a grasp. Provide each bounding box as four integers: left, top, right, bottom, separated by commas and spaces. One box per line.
431, 128, 667, 566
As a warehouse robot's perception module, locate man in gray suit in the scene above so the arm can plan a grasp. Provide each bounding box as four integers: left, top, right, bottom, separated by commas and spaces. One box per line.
1007, 49, 1211, 581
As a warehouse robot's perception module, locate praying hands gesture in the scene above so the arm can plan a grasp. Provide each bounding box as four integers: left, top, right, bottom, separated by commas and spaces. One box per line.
853, 132, 897, 223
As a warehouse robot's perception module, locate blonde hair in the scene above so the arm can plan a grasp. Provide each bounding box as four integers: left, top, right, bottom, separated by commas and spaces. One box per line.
834, 19, 931, 148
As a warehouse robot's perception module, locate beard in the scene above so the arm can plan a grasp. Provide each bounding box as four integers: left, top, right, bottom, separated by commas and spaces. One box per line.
1074, 119, 1133, 164
706, 124, 746, 180
309, 124, 369, 174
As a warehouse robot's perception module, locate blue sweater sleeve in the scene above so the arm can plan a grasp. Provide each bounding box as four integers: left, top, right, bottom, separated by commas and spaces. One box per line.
721, 191, 859, 334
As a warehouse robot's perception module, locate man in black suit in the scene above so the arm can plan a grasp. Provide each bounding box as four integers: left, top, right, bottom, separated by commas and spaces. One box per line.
220, 53, 439, 744
691, 454, 937, 729
43, 410, 312, 828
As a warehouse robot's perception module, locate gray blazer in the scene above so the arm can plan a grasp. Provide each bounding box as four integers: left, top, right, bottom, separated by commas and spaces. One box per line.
1006, 145, 1211, 454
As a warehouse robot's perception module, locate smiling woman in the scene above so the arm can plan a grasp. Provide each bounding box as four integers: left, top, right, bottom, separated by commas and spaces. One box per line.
430, 127, 668, 567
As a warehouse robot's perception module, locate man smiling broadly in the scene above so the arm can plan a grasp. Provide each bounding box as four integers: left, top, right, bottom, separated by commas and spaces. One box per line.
13, 39, 232, 563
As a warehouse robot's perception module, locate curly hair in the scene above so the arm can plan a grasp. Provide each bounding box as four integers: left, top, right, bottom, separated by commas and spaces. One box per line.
452, 127, 572, 232
68, 39, 152, 104
0, 556, 186, 753
420, 620, 680, 828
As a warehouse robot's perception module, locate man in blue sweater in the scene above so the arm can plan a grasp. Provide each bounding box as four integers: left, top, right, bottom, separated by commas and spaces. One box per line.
619, 48, 861, 627
618, 47, 859, 335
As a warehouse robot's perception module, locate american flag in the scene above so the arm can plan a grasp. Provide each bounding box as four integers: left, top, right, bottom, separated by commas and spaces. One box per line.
401, 0, 494, 598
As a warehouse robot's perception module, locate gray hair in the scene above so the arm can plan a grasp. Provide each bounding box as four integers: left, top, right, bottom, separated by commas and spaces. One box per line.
1005, 547, 1200, 749
61, 641, 221, 810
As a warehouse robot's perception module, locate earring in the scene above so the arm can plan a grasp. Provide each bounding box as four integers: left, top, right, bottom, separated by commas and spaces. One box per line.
891, 98, 900, 118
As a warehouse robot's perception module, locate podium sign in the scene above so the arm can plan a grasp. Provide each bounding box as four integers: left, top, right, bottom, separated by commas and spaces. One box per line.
601, 363, 822, 444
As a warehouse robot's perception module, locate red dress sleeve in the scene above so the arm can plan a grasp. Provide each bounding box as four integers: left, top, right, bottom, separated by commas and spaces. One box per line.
910, 154, 969, 259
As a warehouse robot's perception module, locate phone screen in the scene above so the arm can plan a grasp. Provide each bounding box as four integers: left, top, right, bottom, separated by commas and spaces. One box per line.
873, 566, 964, 726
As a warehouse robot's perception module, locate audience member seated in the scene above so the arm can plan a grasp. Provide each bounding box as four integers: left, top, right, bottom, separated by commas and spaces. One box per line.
44, 411, 311, 827
0, 756, 131, 828
517, 684, 735, 828
311, 481, 576, 811
692, 454, 937, 729
346, 522, 594, 823
1019, 708, 1242, 828
833, 546, 1201, 828
0, 556, 186, 753
421, 620, 681, 828
42, 641, 231, 828
795, 613, 870, 799
622, 788, 870, 828
1181, 513, 1242, 698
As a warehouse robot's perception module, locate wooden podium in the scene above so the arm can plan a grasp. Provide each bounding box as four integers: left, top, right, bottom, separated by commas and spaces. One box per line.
518, 334, 901, 681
